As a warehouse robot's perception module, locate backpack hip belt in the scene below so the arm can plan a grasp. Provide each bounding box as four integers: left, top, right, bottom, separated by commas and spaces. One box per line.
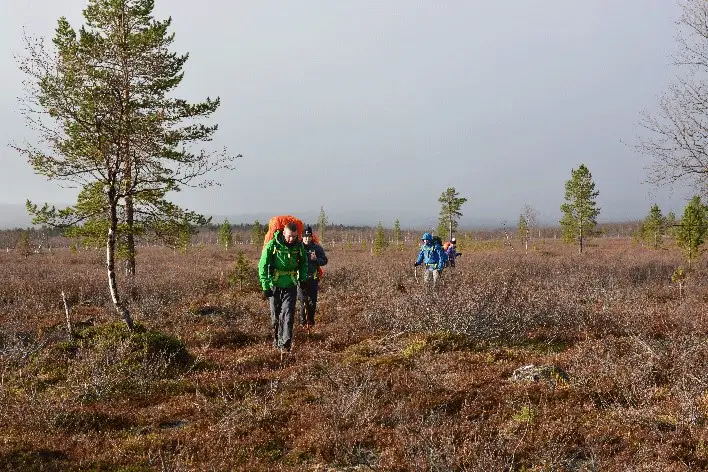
273, 269, 298, 284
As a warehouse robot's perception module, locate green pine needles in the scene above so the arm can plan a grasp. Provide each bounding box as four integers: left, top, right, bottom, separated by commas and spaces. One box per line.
218, 220, 233, 251
438, 187, 467, 241
675, 196, 707, 269
560, 165, 600, 253
641, 204, 666, 249
373, 222, 388, 256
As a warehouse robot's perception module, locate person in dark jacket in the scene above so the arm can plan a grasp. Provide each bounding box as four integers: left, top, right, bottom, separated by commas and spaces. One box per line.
445, 237, 462, 268
297, 225, 328, 334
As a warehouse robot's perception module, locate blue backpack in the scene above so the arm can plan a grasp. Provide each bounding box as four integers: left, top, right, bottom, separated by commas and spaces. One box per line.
432, 236, 448, 266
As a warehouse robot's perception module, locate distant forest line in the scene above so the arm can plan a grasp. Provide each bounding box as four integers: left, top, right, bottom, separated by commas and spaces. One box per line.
0, 221, 645, 251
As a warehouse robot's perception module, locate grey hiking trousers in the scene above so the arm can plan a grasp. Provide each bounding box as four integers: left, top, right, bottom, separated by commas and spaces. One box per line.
423, 268, 440, 289
269, 286, 297, 351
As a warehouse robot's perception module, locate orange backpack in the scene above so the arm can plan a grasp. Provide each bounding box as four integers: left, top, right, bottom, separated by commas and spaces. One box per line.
263, 215, 304, 246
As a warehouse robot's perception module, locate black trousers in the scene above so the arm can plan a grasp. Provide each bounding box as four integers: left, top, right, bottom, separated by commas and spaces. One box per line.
297, 278, 319, 326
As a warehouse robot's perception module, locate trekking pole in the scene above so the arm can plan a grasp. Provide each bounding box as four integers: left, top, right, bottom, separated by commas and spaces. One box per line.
414, 265, 418, 282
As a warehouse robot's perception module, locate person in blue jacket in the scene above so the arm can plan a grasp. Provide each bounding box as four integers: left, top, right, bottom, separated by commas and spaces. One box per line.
414, 232, 446, 288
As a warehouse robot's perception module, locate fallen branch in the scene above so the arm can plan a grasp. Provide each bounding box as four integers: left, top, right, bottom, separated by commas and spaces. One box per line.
62, 290, 73, 340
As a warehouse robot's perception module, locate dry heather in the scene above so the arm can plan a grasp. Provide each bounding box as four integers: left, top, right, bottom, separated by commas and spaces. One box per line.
0, 238, 707, 471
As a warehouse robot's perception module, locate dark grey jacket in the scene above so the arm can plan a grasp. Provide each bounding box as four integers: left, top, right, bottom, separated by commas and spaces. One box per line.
303, 242, 328, 279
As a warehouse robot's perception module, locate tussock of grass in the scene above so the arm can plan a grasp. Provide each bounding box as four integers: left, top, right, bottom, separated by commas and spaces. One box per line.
75, 321, 192, 368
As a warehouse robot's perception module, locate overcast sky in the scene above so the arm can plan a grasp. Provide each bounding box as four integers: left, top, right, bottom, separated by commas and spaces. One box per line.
0, 1, 693, 227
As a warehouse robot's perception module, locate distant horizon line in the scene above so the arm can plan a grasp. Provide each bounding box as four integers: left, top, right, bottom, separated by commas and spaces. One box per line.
0, 202, 645, 231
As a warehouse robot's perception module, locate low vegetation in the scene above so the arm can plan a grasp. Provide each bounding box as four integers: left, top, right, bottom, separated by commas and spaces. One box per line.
0, 237, 707, 470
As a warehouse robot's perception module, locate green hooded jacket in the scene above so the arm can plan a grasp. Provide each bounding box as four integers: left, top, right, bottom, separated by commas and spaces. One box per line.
258, 230, 308, 290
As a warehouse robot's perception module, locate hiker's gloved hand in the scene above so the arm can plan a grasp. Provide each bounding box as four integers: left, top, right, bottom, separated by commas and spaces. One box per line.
262, 288, 273, 300
299, 281, 307, 290
457, 252, 463, 257
413, 262, 420, 267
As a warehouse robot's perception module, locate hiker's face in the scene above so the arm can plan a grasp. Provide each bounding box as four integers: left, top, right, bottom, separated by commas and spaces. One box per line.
422, 239, 430, 245
283, 228, 298, 244
303, 235, 312, 244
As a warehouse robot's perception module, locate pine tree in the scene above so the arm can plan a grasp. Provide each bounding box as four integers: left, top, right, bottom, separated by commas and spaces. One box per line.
436, 221, 448, 242
676, 196, 707, 269
217, 219, 233, 251
393, 218, 401, 247
642, 204, 666, 249
317, 207, 328, 243
229, 250, 251, 290
175, 217, 195, 254
560, 164, 600, 253
15, 230, 32, 258
438, 187, 467, 241
666, 211, 678, 239
251, 220, 264, 245
373, 222, 388, 256
518, 215, 529, 253
16, 0, 237, 329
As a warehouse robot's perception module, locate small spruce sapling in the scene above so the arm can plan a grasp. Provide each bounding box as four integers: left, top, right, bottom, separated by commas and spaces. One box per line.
229, 250, 252, 290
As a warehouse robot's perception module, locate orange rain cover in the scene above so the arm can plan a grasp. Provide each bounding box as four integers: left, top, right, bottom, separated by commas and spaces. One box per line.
263, 215, 304, 246
443, 241, 452, 251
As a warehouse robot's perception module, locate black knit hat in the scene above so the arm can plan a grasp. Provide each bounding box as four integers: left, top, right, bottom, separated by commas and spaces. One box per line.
303, 226, 313, 236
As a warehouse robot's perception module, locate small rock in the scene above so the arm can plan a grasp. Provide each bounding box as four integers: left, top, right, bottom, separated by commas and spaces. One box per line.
511, 364, 569, 386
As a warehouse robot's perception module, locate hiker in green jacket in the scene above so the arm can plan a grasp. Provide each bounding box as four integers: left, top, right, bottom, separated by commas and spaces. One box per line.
258, 222, 308, 354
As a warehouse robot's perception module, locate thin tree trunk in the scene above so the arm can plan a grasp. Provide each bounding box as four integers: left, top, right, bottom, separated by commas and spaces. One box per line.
108, 200, 135, 330
689, 246, 693, 270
